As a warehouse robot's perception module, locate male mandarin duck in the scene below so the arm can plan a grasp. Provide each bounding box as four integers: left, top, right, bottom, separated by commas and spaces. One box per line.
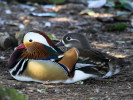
57, 33, 131, 78
8, 30, 99, 84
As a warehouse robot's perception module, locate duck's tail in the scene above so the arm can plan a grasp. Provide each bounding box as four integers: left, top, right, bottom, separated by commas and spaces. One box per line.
102, 58, 131, 78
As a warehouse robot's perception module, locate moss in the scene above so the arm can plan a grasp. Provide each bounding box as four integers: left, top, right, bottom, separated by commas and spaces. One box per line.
46, 0, 66, 4
108, 24, 127, 31
115, 4, 124, 8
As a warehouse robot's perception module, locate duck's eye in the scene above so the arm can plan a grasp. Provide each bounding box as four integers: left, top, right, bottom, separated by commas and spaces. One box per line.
66, 37, 72, 41
29, 39, 33, 42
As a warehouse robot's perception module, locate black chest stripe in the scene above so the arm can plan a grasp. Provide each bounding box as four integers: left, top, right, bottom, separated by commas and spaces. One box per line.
19, 59, 28, 75
12, 59, 25, 76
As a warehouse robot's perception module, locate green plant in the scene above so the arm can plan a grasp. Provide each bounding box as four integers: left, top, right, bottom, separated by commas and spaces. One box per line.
108, 24, 127, 31
0, 85, 28, 100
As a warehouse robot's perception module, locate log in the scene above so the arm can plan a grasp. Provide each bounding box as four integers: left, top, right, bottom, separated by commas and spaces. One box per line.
16, 23, 43, 45
0, 36, 12, 49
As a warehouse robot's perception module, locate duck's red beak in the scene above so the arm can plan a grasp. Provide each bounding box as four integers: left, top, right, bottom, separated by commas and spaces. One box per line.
15, 43, 25, 50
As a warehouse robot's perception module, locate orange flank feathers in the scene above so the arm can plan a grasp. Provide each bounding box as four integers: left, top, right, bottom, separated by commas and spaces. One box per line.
58, 48, 79, 72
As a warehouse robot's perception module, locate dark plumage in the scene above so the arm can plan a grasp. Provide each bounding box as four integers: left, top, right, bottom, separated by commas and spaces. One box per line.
57, 33, 131, 78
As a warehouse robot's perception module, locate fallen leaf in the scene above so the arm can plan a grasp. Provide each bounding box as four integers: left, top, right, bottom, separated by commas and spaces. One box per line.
119, 0, 133, 12
31, 12, 58, 17
88, 0, 107, 8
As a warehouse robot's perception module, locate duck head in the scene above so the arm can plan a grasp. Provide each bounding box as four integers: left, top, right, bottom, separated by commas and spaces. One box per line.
57, 33, 90, 49
15, 30, 61, 59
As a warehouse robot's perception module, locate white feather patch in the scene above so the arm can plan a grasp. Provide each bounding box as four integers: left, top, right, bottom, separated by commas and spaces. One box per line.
65, 70, 97, 83
75, 63, 96, 69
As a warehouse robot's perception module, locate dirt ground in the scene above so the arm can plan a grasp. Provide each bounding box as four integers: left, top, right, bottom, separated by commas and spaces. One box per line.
1, 1, 133, 100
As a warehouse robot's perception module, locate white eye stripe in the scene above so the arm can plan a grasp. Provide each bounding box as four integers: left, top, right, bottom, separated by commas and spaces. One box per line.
24, 32, 50, 47
66, 38, 79, 42
66, 37, 79, 41
66, 37, 72, 41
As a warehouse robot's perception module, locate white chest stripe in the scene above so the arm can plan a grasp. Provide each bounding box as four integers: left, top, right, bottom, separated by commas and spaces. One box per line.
10, 59, 23, 74
16, 59, 28, 75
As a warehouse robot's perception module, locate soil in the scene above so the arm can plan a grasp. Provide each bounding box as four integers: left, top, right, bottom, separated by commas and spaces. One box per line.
0, 1, 133, 100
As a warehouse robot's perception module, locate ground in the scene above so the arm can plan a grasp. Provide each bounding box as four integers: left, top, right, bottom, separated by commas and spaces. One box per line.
0, 1, 133, 100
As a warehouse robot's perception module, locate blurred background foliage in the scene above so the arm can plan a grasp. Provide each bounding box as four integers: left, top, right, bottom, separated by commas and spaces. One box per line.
0, 85, 28, 100
2, 0, 66, 4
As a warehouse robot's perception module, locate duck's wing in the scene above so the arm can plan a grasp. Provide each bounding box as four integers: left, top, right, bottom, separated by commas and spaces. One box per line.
75, 48, 110, 75
78, 48, 109, 63
76, 48, 131, 78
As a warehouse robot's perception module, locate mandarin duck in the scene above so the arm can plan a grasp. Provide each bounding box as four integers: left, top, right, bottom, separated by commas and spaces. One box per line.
56, 33, 131, 78
8, 30, 100, 84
